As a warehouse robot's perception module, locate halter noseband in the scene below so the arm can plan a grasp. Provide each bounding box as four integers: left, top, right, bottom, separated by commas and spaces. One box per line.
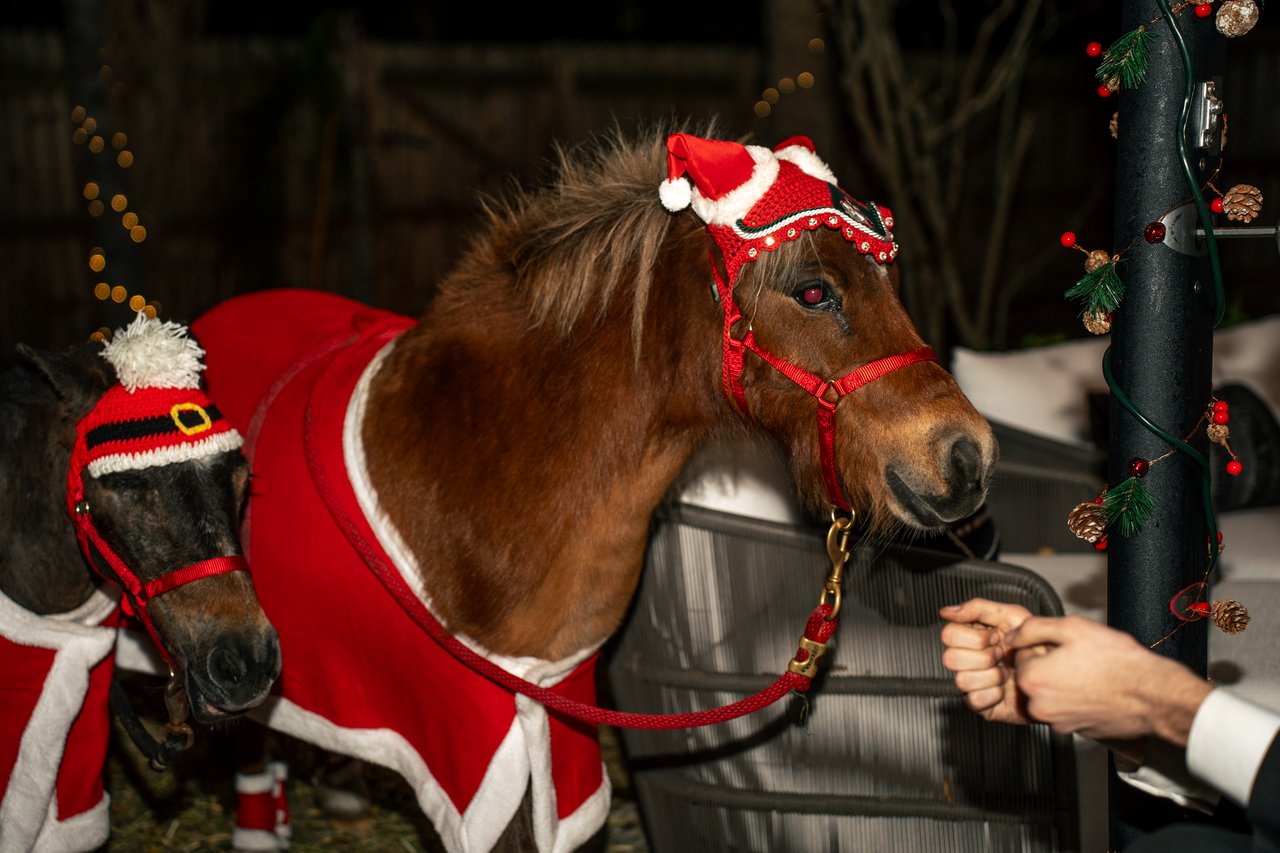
66, 386, 249, 670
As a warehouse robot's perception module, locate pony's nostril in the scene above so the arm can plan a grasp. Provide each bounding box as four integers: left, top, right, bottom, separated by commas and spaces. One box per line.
209, 644, 249, 686
949, 437, 983, 487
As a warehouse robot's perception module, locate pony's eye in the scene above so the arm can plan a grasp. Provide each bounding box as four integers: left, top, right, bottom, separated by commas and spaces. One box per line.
793, 281, 837, 310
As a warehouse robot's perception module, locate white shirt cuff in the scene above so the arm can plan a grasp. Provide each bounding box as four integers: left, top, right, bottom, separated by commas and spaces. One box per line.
1115, 737, 1217, 813
1186, 687, 1280, 807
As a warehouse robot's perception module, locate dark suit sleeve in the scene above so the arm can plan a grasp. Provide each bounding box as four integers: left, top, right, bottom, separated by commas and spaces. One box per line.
1248, 734, 1280, 852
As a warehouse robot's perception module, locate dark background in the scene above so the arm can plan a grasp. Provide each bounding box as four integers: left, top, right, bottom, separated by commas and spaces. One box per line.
2, 0, 1277, 368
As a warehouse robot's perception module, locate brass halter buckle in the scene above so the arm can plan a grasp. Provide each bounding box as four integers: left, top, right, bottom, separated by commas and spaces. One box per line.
819, 511, 853, 621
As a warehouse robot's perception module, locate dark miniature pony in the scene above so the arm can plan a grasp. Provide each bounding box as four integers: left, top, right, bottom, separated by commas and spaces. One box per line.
0, 317, 279, 851
195, 129, 996, 852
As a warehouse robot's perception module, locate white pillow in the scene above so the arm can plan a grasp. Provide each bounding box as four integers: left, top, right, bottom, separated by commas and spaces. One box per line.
951, 336, 1108, 446
950, 314, 1280, 447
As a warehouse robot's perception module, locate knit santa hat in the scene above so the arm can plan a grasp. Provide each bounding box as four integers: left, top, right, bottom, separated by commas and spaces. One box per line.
79, 314, 242, 478
659, 133, 897, 285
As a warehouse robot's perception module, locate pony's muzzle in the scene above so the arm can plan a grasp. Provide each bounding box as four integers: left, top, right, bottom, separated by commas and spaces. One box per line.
190, 628, 281, 719
886, 433, 994, 528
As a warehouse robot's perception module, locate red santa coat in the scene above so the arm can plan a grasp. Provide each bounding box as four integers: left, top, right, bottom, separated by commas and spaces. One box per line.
0, 588, 118, 853
193, 289, 608, 853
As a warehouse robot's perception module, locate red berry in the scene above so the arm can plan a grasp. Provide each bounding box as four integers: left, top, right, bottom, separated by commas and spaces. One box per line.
1195, 3, 1213, 17
1060, 231, 1078, 248
1227, 460, 1243, 476
1211, 197, 1225, 214
1144, 222, 1167, 243
1218, 530, 1224, 544
1086, 41, 1103, 57
1127, 457, 1150, 478
1189, 601, 1211, 616
1094, 536, 1109, 551
1097, 84, 1112, 98
1213, 410, 1230, 425
1213, 400, 1230, 413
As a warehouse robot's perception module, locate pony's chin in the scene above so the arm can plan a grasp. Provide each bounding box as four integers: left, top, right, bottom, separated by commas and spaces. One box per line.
186, 691, 245, 725
883, 469, 983, 530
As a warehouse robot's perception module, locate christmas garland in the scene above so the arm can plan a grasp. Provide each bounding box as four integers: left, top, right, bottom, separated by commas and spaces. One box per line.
1059, 0, 1266, 639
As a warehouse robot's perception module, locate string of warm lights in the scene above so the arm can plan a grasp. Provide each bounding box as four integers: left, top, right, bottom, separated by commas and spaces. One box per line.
69, 65, 160, 343
752, 36, 823, 120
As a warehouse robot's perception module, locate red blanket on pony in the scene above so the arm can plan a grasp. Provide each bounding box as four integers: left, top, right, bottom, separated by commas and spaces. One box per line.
0, 589, 118, 853
194, 289, 607, 853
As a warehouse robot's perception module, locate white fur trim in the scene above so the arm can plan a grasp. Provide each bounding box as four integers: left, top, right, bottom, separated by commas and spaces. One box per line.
33, 791, 111, 853
688, 145, 779, 228
774, 143, 839, 185
236, 769, 277, 796
86, 429, 244, 477
114, 627, 165, 676
0, 588, 118, 853
658, 178, 692, 212
552, 778, 611, 853
101, 313, 206, 392
230, 827, 281, 852
328, 344, 607, 851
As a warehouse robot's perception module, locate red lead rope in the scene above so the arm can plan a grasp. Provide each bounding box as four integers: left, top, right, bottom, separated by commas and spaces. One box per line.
302, 395, 842, 730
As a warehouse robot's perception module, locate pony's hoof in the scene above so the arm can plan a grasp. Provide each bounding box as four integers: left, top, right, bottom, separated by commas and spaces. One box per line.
313, 756, 371, 822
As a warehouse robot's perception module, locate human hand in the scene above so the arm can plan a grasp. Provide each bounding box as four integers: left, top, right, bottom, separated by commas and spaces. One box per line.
939, 598, 1036, 725
1006, 615, 1212, 746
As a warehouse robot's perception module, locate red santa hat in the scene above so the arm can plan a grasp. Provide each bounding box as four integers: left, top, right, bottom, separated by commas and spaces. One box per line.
78, 314, 243, 478
658, 132, 897, 283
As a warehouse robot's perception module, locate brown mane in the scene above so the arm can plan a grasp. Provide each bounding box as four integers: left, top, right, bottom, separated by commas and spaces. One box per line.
457, 124, 717, 346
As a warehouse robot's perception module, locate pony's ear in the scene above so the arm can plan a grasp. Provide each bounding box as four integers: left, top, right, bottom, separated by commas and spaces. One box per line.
16, 342, 114, 413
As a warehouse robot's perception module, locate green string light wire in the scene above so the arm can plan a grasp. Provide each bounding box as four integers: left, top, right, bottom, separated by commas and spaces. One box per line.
1104, 0, 1227, 570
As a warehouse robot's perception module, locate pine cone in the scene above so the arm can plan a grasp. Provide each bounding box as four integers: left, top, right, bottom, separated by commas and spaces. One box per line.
1207, 422, 1230, 445
1085, 249, 1112, 273
1068, 501, 1107, 542
1224, 183, 1263, 223
1082, 307, 1112, 335
1212, 599, 1250, 634
1217, 0, 1260, 37
1109, 111, 1119, 141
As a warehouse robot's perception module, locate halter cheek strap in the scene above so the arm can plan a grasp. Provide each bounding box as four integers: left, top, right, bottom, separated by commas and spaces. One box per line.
711, 263, 938, 512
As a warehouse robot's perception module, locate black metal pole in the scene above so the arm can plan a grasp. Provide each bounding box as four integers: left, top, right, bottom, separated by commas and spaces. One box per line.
1107, 2, 1223, 847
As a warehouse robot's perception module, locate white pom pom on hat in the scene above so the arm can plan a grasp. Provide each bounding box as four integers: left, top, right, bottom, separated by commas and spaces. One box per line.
100, 312, 206, 393
659, 176, 692, 212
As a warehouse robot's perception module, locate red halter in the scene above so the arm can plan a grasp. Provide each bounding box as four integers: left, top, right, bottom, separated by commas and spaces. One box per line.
711, 261, 937, 512
66, 387, 249, 670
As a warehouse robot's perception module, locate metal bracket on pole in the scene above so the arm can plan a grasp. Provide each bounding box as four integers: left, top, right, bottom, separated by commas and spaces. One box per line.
1160, 204, 1205, 257
1193, 79, 1224, 155
1195, 220, 1280, 257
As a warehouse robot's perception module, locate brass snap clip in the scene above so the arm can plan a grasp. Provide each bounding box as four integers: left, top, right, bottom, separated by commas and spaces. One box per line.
819, 511, 854, 621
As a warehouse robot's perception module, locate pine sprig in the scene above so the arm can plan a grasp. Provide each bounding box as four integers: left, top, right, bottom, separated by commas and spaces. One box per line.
1065, 257, 1125, 315
1103, 476, 1155, 538
1097, 26, 1153, 90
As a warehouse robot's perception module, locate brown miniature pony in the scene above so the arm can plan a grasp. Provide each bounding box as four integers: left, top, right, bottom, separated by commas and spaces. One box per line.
194, 128, 996, 852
